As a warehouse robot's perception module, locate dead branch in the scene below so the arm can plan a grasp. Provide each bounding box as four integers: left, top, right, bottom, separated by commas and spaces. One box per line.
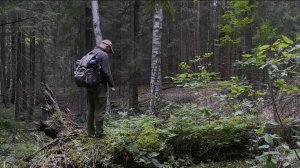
0, 16, 35, 26
24, 139, 59, 162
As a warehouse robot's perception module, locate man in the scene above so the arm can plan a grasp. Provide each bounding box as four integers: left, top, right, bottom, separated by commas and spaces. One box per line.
86, 39, 115, 137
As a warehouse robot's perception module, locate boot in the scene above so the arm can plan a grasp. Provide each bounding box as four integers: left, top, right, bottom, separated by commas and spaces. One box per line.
95, 119, 106, 138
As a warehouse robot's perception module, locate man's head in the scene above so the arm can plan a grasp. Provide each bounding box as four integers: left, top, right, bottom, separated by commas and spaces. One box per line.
100, 39, 114, 54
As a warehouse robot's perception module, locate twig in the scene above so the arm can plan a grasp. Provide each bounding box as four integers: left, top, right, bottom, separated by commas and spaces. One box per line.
0, 16, 35, 26
294, 149, 300, 161
268, 81, 284, 127
24, 139, 59, 162
162, 85, 177, 90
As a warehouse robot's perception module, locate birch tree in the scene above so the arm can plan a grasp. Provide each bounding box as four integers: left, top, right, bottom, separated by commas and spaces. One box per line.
149, 6, 163, 115
91, 0, 103, 45
91, 0, 111, 113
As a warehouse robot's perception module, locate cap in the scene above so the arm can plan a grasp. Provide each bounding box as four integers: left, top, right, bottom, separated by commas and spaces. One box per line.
101, 39, 114, 54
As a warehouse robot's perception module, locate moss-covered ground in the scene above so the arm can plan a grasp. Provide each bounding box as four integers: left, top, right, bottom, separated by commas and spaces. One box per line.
0, 107, 39, 167
1, 103, 256, 167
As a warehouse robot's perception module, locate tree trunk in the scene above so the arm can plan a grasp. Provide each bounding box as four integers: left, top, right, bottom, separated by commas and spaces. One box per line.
21, 32, 27, 111
91, 0, 112, 113
11, 17, 16, 104
40, 30, 46, 120
0, 19, 9, 107
28, 30, 35, 121
91, 0, 103, 46
149, 7, 163, 115
128, 0, 140, 112
245, 0, 255, 83
14, 32, 22, 120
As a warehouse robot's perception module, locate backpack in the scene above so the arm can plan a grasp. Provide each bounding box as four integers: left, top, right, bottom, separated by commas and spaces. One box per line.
74, 49, 101, 88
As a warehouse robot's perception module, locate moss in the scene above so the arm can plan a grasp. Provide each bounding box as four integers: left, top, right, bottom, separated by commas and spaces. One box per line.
0, 118, 37, 167
53, 104, 64, 123
135, 122, 162, 151
193, 116, 253, 146
165, 114, 254, 162
27, 105, 255, 167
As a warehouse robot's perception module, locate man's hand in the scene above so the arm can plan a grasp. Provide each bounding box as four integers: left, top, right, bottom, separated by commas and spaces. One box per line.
111, 87, 116, 91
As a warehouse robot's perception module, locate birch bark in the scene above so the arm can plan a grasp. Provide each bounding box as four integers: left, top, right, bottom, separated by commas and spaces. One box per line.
149, 7, 163, 115
91, 0, 111, 113
91, 0, 103, 45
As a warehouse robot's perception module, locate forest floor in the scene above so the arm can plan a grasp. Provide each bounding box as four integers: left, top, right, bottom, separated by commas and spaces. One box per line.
1, 84, 299, 167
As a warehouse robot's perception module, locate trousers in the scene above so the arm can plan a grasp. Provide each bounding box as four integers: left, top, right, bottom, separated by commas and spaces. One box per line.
86, 85, 107, 136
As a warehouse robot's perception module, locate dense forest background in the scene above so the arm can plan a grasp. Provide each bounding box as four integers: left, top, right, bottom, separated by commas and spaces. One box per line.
1, 0, 300, 117
0, 0, 300, 167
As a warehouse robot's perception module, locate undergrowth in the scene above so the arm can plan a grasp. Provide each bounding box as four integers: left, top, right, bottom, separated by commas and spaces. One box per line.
53, 103, 255, 168
1, 104, 255, 168
0, 107, 38, 168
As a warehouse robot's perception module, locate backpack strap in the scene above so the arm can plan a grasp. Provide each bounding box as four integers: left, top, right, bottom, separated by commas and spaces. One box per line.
78, 49, 101, 68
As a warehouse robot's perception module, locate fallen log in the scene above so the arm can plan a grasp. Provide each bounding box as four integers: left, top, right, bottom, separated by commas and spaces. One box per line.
33, 83, 65, 139
34, 83, 78, 139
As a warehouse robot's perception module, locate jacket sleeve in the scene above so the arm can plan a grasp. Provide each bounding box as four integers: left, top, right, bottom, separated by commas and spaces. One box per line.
99, 53, 115, 87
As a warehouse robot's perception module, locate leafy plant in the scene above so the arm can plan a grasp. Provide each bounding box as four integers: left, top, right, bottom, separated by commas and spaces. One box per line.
168, 53, 218, 88
218, 0, 256, 45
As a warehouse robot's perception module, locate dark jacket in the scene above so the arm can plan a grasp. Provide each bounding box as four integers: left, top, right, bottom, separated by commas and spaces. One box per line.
93, 46, 115, 88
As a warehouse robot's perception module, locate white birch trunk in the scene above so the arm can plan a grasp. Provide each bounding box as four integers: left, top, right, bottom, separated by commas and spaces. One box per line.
149, 7, 163, 115
91, 0, 103, 45
91, 0, 111, 114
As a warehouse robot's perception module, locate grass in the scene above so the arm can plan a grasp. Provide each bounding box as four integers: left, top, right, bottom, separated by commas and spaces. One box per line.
0, 107, 39, 167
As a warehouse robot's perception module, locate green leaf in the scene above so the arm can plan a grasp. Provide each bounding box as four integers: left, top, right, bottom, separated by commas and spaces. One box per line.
256, 90, 266, 96
266, 121, 279, 126
256, 127, 265, 135
151, 158, 162, 168
242, 54, 253, 58
281, 144, 290, 150
264, 133, 274, 145
128, 143, 139, 153
265, 156, 276, 168
282, 35, 294, 44
149, 152, 160, 158
277, 42, 289, 48
258, 144, 270, 149
259, 45, 270, 50
283, 162, 290, 167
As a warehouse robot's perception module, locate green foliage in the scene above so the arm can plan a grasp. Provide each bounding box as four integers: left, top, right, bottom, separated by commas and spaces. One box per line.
144, 0, 176, 20
60, 103, 254, 167
0, 109, 38, 167
168, 109, 253, 143
218, 0, 256, 45
168, 53, 218, 88
239, 35, 300, 94
252, 121, 300, 168
169, 30, 299, 166
217, 76, 255, 97
255, 22, 278, 44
